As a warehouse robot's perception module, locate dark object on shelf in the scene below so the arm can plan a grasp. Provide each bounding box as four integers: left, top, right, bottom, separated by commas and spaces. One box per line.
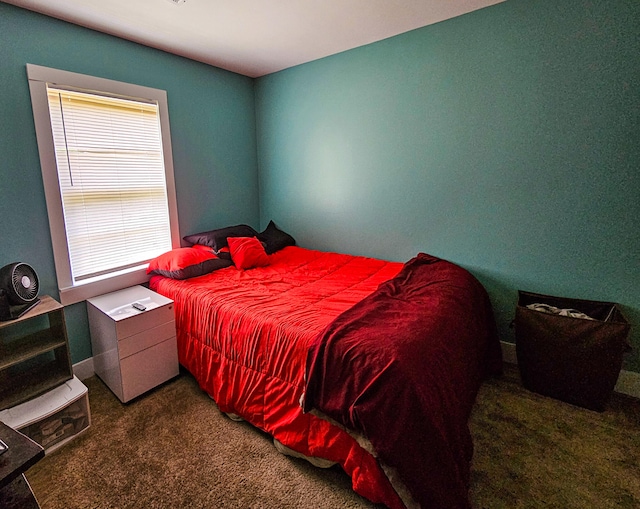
515, 290, 631, 412
0, 263, 40, 321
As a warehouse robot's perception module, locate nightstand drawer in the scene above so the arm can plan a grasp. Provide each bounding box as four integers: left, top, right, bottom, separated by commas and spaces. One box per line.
115, 304, 174, 339
118, 320, 176, 359
120, 338, 179, 402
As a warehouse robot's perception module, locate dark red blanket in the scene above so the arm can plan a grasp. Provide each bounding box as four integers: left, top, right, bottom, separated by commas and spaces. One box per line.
303, 253, 502, 509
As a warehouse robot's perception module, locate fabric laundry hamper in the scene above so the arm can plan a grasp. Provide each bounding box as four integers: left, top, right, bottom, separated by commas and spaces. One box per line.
514, 290, 631, 412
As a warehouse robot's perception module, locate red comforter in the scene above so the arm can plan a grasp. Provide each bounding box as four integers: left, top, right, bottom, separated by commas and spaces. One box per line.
150, 247, 406, 507
150, 247, 500, 508
303, 253, 502, 508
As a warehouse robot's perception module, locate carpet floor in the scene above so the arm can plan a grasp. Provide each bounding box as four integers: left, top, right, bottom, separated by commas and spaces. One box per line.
25, 365, 640, 508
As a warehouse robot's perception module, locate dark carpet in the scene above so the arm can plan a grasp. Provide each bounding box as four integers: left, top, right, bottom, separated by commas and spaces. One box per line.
26, 365, 640, 508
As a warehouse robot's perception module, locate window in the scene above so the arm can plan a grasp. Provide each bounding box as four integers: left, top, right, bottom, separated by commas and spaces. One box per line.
27, 64, 180, 305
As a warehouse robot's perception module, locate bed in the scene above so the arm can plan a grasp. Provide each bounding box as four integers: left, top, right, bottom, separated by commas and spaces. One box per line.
148, 223, 502, 509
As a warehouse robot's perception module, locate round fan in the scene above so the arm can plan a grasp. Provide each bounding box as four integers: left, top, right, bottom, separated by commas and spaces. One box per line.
0, 262, 40, 305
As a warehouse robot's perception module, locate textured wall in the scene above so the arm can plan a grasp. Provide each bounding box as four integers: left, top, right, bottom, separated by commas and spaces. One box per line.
256, 0, 640, 370
0, 4, 259, 362
2, 0, 638, 372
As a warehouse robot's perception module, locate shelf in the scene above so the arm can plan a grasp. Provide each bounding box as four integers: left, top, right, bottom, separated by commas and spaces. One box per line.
0, 296, 61, 331
0, 330, 67, 371
0, 295, 73, 412
0, 295, 88, 456
0, 360, 72, 411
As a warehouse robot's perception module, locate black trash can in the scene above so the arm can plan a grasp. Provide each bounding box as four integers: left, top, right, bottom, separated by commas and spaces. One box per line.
515, 290, 631, 412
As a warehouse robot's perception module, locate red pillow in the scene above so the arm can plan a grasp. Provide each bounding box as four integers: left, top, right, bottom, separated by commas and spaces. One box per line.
147, 247, 232, 279
227, 237, 269, 270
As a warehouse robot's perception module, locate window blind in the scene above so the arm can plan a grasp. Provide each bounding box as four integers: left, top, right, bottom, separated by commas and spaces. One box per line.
46, 85, 172, 284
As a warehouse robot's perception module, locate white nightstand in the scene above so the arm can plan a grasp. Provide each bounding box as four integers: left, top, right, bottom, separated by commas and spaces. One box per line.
87, 286, 178, 403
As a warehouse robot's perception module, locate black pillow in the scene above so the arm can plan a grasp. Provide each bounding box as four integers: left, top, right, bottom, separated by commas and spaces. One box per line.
257, 221, 296, 255
149, 257, 233, 280
183, 224, 258, 252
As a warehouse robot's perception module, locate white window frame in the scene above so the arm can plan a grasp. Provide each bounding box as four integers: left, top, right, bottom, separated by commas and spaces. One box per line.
27, 64, 180, 305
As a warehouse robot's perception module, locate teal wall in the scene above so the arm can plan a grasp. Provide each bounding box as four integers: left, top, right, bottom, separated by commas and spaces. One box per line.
0, 3, 259, 362
255, 0, 640, 370
2, 1, 639, 374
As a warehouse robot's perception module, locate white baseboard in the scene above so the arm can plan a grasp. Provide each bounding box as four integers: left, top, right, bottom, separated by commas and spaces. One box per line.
500, 341, 518, 365
73, 357, 95, 381
612, 370, 640, 399
500, 341, 640, 400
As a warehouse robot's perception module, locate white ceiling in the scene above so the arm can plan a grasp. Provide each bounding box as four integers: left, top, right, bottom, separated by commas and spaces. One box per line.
5, 0, 506, 77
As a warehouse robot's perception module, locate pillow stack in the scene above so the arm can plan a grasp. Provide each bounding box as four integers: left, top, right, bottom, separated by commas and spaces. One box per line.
148, 221, 297, 278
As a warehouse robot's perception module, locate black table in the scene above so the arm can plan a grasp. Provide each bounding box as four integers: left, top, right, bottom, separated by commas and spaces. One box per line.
0, 421, 45, 509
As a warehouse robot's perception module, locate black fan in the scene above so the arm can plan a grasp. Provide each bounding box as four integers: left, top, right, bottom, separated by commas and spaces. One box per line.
0, 262, 40, 321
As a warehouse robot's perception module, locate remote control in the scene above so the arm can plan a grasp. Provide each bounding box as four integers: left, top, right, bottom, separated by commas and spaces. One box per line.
132, 302, 146, 312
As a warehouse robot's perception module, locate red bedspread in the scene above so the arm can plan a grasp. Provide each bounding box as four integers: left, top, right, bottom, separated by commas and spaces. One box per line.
303, 253, 502, 509
150, 247, 407, 508
150, 247, 501, 509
